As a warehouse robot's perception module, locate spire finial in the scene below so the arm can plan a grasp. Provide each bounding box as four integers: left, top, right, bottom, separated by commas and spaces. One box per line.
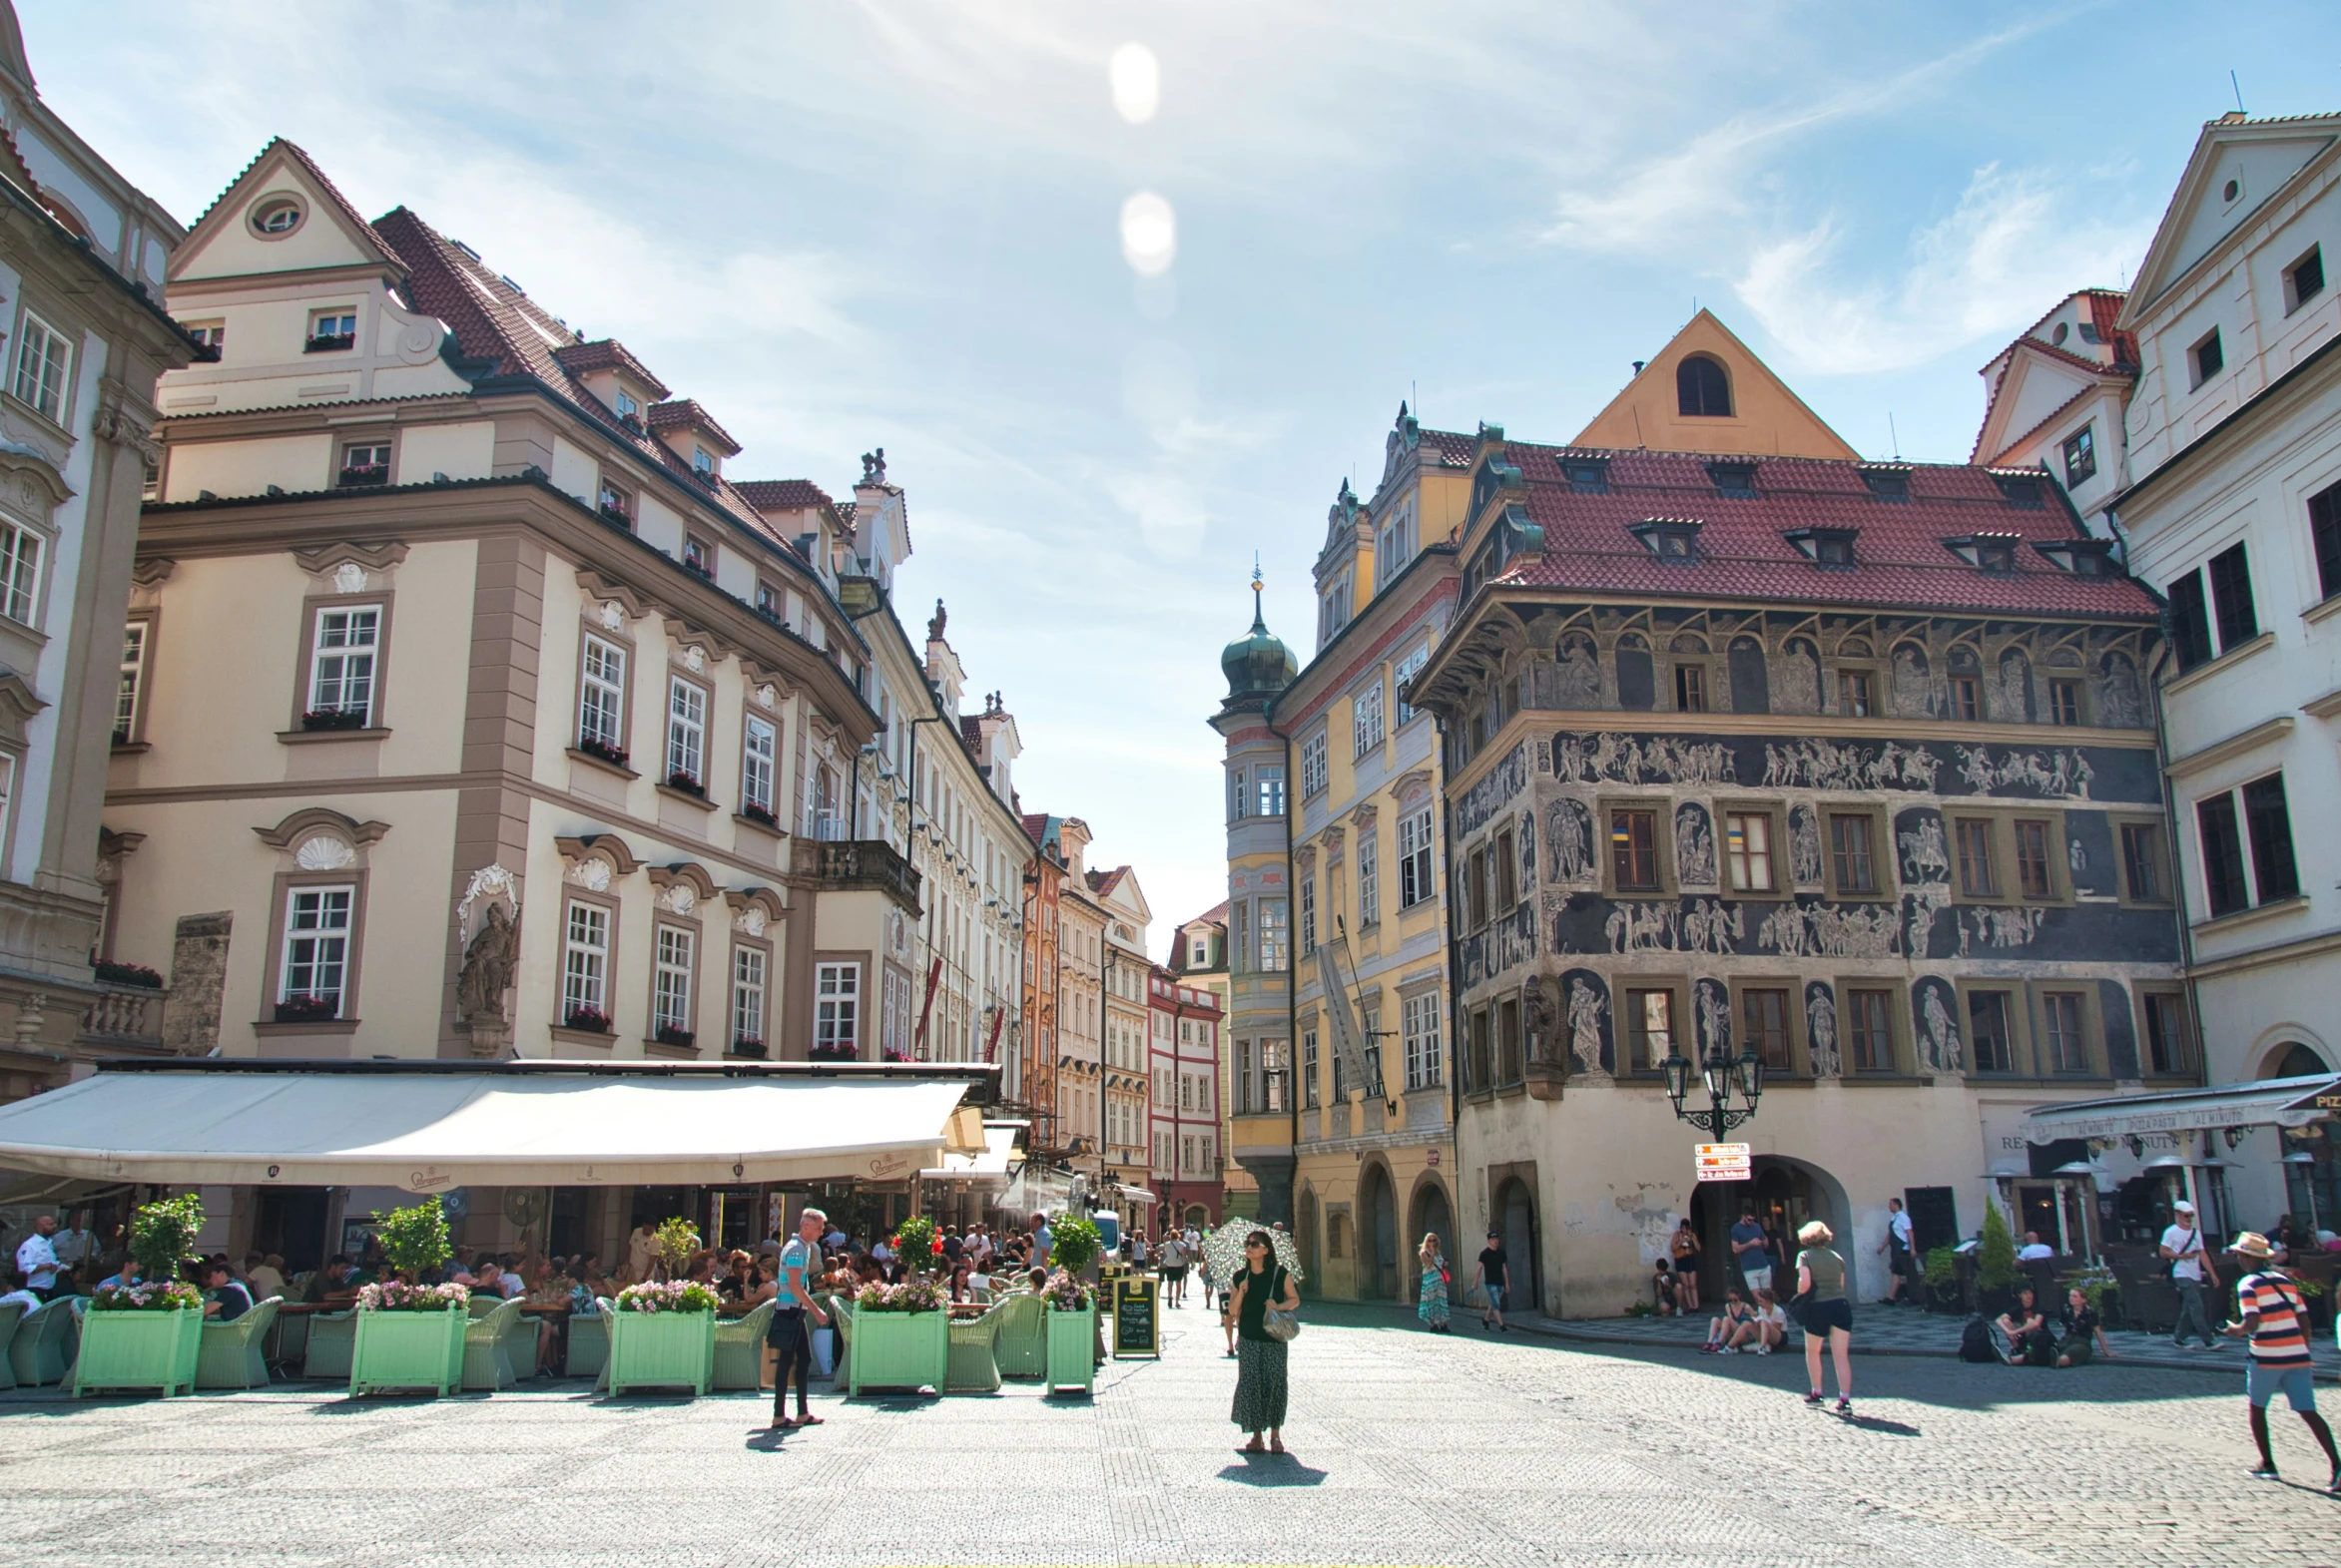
1250, 552, 1265, 630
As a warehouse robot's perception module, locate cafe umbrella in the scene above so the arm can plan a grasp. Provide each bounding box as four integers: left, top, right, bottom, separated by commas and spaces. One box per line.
1200, 1222, 1304, 1293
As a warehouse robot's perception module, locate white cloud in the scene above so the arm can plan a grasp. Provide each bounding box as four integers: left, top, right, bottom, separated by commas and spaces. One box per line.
1733, 164, 2151, 375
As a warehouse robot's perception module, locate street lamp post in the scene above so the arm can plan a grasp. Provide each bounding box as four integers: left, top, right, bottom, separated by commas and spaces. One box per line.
1659, 1038, 1767, 1146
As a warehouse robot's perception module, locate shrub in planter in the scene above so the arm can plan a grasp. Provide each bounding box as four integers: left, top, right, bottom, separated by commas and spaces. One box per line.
1047, 1215, 1101, 1277
1976, 1206, 2019, 1293
809, 1042, 857, 1062
740, 801, 779, 828
607, 1281, 719, 1395
563, 1006, 612, 1034
128, 1193, 205, 1283
729, 1036, 768, 1059
372, 1198, 453, 1281
1042, 1272, 1096, 1394
664, 770, 705, 798
651, 1216, 702, 1278
274, 993, 339, 1023
892, 1214, 940, 1275
94, 959, 164, 988
848, 1279, 947, 1397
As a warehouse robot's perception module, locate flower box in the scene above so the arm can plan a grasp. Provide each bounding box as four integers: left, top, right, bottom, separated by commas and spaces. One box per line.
73, 1303, 202, 1397
299, 707, 370, 732
848, 1307, 947, 1397
740, 801, 779, 828
94, 959, 164, 988
575, 736, 630, 769
728, 1037, 768, 1059
274, 993, 340, 1023
349, 1304, 465, 1396
563, 1007, 611, 1034
1045, 1303, 1096, 1394
665, 770, 706, 797
654, 1024, 695, 1051
605, 1306, 715, 1395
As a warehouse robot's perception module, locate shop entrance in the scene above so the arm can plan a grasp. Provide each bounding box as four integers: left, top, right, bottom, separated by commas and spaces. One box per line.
1360, 1163, 1399, 1299
255, 1187, 331, 1273
1492, 1177, 1539, 1313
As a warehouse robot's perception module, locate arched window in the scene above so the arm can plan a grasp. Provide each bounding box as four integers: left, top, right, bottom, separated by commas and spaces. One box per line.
1677, 354, 1732, 418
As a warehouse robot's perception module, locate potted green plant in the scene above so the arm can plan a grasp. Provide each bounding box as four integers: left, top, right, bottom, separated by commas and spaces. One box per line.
349, 1198, 466, 1396
1041, 1269, 1096, 1394
1974, 1205, 2019, 1320
846, 1277, 947, 1396
650, 1216, 701, 1281
1047, 1215, 1101, 1277
74, 1194, 206, 1397
1921, 1246, 1963, 1313
892, 1214, 940, 1276
605, 1279, 720, 1395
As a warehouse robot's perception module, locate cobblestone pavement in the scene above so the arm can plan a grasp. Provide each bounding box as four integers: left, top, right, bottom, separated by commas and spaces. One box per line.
5, 1299, 2338, 1567
1515, 1300, 2341, 1378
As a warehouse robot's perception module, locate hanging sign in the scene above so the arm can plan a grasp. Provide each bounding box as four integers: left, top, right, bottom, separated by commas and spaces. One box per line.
1695, 1143, 1751, 1183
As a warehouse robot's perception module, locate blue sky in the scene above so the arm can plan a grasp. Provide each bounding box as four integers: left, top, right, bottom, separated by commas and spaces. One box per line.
26, 1, 2341, 951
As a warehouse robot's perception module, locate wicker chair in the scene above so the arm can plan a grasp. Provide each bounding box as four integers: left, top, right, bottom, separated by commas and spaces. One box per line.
946, 1304, 1005, 1393
9, 1298, 79, 1385
461, 1297, 524, 1390
990, 1292, 1047, 1379
713, 1300, 776, 1390
197, 1298, 282, 1389
828, 1297, 855, 1382
302, 1311, 357, 1379
565, 1310, 608, 1379
0, 1300, 25, 1389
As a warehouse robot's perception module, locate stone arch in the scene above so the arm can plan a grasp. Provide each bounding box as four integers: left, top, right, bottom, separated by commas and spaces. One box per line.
1747, 1153, 1859, 1301
253, 806, 391, 867
2249, 1027, 2332, 1080
1677, 352, 1733, 417
1490, 1170, 1542, 1312
1407, 1169, 1457, 1277
1358, 1157, 1402, 1300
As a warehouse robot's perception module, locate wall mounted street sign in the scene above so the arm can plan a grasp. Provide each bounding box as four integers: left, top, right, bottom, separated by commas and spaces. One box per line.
1695, 1143, 1751, 1183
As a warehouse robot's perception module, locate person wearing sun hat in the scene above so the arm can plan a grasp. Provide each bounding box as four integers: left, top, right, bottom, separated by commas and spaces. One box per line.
2220, 1231, 2339, 1492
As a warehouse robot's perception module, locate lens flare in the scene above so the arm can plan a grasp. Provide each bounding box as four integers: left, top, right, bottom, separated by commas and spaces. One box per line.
1109, 43, 1159, 124
1119, 191, 1176, 277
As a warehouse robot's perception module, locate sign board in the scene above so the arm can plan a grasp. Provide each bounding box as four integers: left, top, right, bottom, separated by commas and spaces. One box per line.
1112, 1276, 1160, 1358
1695, 1142, 1751, 1184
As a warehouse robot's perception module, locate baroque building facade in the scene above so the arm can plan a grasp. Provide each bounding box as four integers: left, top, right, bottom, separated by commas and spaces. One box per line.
0, 5, 197, 1099
1148, 962, 1223, 1227
1407, 415, 2181, 1314
1166, 902, 1248, 1216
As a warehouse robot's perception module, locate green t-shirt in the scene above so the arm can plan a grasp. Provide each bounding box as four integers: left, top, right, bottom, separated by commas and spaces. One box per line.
1796, 1247, 1846, 1302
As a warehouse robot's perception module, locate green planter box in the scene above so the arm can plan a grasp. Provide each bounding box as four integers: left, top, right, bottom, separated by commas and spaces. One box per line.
606, 1308, 715, 1396
350, 1307, 465, 1396
73, 1307, 201, 1397
848, 1309, 947, 1397
1045, 1305, 1096, 1394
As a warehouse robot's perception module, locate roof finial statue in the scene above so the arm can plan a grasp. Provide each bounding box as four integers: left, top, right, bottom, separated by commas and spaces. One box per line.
927, 597, 946, 643
861, 447, 886, 484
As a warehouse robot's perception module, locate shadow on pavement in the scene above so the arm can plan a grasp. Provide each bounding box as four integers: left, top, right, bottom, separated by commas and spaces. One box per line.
1217, 1454, 1328, 1487
1839, 1412, 1922, 1436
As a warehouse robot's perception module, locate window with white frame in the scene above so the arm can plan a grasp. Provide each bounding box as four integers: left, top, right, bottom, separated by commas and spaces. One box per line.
742, 716, 778, 816
816, 962, 861, 1053
1403, 991, 1443, 1089
1358, 831, 1380, 926
1227, 767, 1248, 821
1394, 646, 1428, 726
562, 901, 609, 1024
1258, 897, 1289, 972
0, 520, 41, 626
881, 965, 910, 1059
579, 636, 626, 756
307, 606, 379, 724
653, 925, 694, 1037
280, 885, 354, 1015
732, 945, 767, 1050
1398, 805, 1435, 907
1302, 1029, 1320, 1108
116, 622, 147, 742
1231, 902, 1249, 974
1300, 731, 1327, 797
1378, 499, 1415, 585
0, 754, 13, 875
666, 676, 706, 787
1353, 679, 1385, 757
1298, 875, 1317, 957
1255, 766, 1285, 818
13, 310, 70, 421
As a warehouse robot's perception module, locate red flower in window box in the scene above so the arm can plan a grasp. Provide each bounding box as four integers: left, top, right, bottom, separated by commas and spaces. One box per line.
563, 1006, 612, 1034
300, 707, 369, 732
729, 1037, 768, 1059
274, 993, 339, 1023
575, 737, 629, 769
665, 770, 706, 798
654, 1024, 695, 1050
809, 1042, 858, 1062
740, 801, 778, 828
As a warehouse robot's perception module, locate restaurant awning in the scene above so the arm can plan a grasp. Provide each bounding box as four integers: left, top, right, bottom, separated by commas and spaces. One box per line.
918, 1124, 1023, 1184
0, 1059, 990, 1190
2022, 1073, 2340, 1143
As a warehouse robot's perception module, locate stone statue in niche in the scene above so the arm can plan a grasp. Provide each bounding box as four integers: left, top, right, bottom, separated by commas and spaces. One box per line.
1523, 977, 1556, 1065
456, 902, 519, 1058
1694, 978, 1731, 1057
1547, 797, 1594, 884
1904, 885, 1953, 960
1892, 644, 1933, 718
1789, 804, 1822, 884
1519, 811, 1536, 891
1554, 633, 1601, 709
1805, 982, 1841, 1077
1561, 968, 1611, 1075
1674, 801, 1716, 887
1778, 639, 1822, 716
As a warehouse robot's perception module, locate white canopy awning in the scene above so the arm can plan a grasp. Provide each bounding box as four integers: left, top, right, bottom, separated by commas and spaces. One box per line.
918, 1124, 1023, 1184
2022, 1073, 2339, 1144
0, 1062, 983, 1189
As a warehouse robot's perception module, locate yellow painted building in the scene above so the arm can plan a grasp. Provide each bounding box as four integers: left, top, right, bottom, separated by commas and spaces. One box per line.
1570, 309, 1859, 460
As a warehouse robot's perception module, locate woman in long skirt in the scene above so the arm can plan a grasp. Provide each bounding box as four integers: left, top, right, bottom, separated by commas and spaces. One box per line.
1225, 1230, 1300, 1453
1417, 1233, 1451, 1332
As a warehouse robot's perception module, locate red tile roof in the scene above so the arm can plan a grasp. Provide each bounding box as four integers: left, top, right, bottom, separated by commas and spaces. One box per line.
1182, 900, 1230, 927
551, 338, 670, 399
1425, 428, 1476, 466
1485, 445, 2157, 620
959, 715, 984, 750
1087, 867, 1129, 898
648, 397, 741, 456
735, 479, 838, 515
372, 205, 790, 551
193, 139, 407, 272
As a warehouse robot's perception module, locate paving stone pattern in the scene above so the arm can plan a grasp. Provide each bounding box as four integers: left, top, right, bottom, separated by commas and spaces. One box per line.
4, 1299, 2338, 1567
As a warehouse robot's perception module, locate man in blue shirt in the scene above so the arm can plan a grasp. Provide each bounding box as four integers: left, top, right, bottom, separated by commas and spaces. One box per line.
769, 1207, 832, 1431
1729, 1209, 1771, 1294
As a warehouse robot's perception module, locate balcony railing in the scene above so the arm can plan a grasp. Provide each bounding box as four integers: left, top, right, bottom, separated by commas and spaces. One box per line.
79, 982, 164, 1045
794, 837, 921, 912
304, 332, 355, 353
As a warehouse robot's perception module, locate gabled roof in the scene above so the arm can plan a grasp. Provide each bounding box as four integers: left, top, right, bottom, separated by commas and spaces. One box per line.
736, 479, 838, 515
552, 339, 669, 399
2121, 112, 2341, 321
648, 397, 741, 456
1570, 309, 1859, 461
1180, 901, 1229, 929
176, 138, 408, 281
1470, 442, 2157, 619
1970, 336, 2133, 466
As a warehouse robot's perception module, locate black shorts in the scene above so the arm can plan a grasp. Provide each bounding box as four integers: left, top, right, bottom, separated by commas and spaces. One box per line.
1802, 1298, 1853, 1335
1161, 1266, 1187, 1282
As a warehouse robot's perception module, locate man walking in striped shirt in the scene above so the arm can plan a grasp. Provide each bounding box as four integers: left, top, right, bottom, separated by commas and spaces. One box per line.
2220, 1232, 2339, 1492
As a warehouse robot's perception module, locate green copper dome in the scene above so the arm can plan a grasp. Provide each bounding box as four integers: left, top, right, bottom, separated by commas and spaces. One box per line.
1220, 587, 1296, 703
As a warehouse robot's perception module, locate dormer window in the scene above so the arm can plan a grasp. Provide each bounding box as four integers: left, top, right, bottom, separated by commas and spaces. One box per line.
615, 389, 639, 420
1859, 467, 1910, 503
2061, 425, 2097, 487
597, 480, 632, 527
1976, 540, 2016, 573
1784, 528, 1857, 569
306, 310, 357, 353
682, 534, 714, 577
1561, 456, 1609, 495
183, 320, 225, 356
1706, 461, 1757, 500
693, 447, 715, 477
1992, 473, 2045, 509
1629, 519, 1702, 564
756, 580, 786, 622
337, 443, 390, 487
252, 198, 302, 235
2077, 321, 2102, 344
2034, 539, 2117, 578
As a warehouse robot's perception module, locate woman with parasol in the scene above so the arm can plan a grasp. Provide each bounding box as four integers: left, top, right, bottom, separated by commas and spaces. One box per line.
1223, 1229, 1302, 1454
1201, 1223, 1301, 1357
